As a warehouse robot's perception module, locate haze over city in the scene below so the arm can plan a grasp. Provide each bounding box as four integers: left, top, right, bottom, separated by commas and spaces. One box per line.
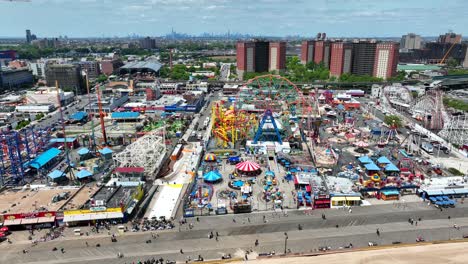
1, 0, 468, 38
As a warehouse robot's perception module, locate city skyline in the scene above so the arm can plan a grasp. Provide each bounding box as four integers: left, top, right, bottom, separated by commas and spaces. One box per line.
1, 0, 468, 38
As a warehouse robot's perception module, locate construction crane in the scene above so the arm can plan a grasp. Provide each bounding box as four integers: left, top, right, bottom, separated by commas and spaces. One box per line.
95, 85, 108, 146
439, 41, 458, 65
85, 73, 96, 151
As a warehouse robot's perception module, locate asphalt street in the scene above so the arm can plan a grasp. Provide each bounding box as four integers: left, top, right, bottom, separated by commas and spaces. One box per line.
2, 202, 468, 264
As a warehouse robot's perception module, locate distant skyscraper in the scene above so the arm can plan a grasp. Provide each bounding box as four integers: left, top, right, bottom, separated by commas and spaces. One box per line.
373, 42, 399, 79
26, 29, 32, 44
329, 42, 353, 77
438, 32, 462, 44
300, 40, 315, 65
269, 42, 286, 72
400, 33, 422, 50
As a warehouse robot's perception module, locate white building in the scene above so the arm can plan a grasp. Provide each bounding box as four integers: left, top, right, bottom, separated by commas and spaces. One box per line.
29, 61, 47, 78
25, 87, 74, 107
16, 104, 55, 113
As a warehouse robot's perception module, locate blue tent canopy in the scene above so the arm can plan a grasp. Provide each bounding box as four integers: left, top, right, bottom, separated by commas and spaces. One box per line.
69, 111, 87, 121
76, 169, 93, 179
203, 171, 222, 182
48, 170, 64, 179
381, 189, 399, 196
384, 163, 400, 172
336, 104, 345, 110
265, 171, 275, 176
358, 156, 373, 164
111, 112, 140, 119
228, 156, 240, 162
364, 162, 380, 171
78, 148, 90, 155
29, 148, 61, 169
377, 156, 392, 164
99, 147, 113, 155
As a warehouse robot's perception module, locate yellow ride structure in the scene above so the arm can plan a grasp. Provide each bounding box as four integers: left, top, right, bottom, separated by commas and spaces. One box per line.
211, 103, 257, 148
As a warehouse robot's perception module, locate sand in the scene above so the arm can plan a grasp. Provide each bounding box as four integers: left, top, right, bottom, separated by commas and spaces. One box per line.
235, 242, 468, 264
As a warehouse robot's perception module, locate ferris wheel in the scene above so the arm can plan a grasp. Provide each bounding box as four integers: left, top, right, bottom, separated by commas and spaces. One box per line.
235, 74, 306, 144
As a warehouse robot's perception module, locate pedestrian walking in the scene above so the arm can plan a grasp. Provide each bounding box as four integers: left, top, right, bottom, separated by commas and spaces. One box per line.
245, 254, 249, 261
376, 228, 380, 236
255, 239, 259, 246
196, 217, 200, 222
180, 249, 184, 254
85, 241, 88, 247
216, 231, 219, 237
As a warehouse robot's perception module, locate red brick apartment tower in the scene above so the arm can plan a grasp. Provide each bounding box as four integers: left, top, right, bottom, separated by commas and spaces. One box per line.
330, 42, 353, 77
269, 42, 286, 72
373, 42, 399, 79
236, 41, 255, 80
314, 41, 324, 64
300, 40, 315, 65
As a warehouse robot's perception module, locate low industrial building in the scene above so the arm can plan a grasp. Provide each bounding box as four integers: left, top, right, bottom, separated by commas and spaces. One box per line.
84, 95, 128, 114
25, 87, 74, 107
16, 104, 55, 113
0, 68, 34, 90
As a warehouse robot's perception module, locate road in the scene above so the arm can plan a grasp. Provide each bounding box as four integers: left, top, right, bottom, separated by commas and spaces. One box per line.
2, 202, 468, 264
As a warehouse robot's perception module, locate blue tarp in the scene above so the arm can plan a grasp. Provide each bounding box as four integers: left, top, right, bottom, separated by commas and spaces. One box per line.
385, 163, 400, 172
50, 138, 76, 143
364, 162, 380, 171
232, 180, 244, 188
203, 171, 222, 182
111, 112, 140, 119
99, 147, 113, 155
377, 156, 392, 164
69, 111, 87, 121
381, 189, 399, 196
371, 127, 382, 135
76, 169, 93, 179
336, 104, 345, 110
77, 148, 90, 155
29, 148, 61, 169
48, 170, 64, 179
358, 156, 373, 164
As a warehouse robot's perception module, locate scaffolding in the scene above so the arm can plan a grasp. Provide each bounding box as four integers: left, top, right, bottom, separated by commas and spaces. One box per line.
0, 126, 52, 186
113, 127, 167, 175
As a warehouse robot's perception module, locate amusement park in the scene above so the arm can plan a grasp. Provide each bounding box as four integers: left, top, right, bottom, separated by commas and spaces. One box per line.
181, 74, 468, 217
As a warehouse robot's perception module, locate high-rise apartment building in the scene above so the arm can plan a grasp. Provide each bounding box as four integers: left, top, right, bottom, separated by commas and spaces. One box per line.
26, 30, 32, 44
139, 37, 156, 49
314, 41, 325, 64
300, 40, 315, 65
400, 33, 422, 50
45, 64, 84, 94
101, 59, 124, 75
323, 42, 332, 68
373, 43, 399, 79
351, 41, 377, 76
329, 42, 353, 77
269, 42, 286, 72
438, 32, 462, 44
236, 40, 285, 79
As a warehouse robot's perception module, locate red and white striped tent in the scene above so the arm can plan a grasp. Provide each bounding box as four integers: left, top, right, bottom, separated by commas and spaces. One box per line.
235, 160, 261, 172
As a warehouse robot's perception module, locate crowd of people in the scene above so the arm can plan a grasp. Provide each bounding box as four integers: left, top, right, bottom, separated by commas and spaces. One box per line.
132, 217, 175, 232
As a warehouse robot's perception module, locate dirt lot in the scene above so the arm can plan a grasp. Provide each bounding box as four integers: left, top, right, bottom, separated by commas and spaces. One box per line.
236, 242, 468, 264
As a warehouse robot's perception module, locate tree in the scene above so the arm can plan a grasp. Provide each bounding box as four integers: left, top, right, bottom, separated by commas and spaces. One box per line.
411, 91, 418, 99
96, 74, 108, 83
446, 57, 459, 68
384, 115, 403, 128
35, 113, 45, 120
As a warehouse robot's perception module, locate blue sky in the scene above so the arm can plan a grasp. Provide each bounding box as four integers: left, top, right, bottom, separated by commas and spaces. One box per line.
1, 0, 467, 38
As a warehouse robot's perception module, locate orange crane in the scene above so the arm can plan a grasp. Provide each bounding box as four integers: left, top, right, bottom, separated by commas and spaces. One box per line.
439, 41, 458, 65
95, 85, 108, 146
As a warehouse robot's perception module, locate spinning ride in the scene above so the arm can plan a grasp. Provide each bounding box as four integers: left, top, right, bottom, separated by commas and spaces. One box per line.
236, 75, 306, 144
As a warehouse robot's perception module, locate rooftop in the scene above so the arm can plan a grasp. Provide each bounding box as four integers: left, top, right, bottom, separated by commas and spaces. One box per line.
120, 60, 162, 73
0, 187, 79, 214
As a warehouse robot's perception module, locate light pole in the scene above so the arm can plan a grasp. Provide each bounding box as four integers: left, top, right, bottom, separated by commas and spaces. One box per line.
284, 232, 288, 254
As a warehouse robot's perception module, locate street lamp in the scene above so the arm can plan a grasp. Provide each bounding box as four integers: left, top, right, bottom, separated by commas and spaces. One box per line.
284, 232, 288, 254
